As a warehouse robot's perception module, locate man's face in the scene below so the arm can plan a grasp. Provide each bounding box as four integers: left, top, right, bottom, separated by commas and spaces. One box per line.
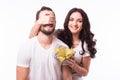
39, 10, 56, 35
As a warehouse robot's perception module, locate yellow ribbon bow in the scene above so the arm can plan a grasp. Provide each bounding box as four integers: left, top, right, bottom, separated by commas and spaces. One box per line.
54, 46, 75, 62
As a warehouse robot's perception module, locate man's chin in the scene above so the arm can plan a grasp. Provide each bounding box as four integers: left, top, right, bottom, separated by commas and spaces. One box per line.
41, 30, 54, 35
43, 32, 53, 35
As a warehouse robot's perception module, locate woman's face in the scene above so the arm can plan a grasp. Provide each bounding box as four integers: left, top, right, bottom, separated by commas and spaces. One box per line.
68, 12, 83, 35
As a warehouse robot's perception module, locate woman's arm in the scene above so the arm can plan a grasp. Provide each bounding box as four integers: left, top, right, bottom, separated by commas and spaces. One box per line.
29, 22, 40, 39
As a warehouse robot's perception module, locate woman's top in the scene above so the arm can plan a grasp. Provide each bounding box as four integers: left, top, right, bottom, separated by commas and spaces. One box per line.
72, 41, 90, 80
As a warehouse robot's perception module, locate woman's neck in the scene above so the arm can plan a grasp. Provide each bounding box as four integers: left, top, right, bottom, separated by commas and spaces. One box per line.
72, 34, 80, 48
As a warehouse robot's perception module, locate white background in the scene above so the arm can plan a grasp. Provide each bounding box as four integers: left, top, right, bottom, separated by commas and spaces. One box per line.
0, 0, 120, 80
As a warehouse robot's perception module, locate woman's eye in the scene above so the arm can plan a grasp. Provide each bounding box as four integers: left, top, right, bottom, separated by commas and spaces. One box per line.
78, 19, 83, 23
79, 20, 83, 23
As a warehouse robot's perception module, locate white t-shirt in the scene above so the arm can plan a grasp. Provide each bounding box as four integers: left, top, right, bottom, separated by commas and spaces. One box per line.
72, 42, 90, 80
17, 36, 68, 80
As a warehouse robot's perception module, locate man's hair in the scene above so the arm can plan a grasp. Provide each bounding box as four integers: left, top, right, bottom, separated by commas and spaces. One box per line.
36, 6, 55, 20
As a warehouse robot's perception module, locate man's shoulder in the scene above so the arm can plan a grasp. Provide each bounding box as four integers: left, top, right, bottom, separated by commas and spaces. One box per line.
20, 37, 37, 47
53, 36, 63, 42
53, 36, 68, 47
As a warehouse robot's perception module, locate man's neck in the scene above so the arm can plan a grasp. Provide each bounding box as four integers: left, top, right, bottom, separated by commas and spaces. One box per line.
37, 32, 53, 49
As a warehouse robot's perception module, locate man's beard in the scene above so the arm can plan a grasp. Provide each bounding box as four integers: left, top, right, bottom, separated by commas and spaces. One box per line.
40, 24, 55, 35
41, 28, 55, 35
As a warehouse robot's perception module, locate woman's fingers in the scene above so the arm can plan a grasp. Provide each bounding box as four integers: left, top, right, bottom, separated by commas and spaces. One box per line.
66, 59, 76, 68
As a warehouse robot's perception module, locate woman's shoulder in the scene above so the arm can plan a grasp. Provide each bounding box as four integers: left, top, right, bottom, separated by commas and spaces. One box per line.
54, 29, 64, 36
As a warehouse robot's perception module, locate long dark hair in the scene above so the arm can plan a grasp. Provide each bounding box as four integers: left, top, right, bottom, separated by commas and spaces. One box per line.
56, 8, 97, 58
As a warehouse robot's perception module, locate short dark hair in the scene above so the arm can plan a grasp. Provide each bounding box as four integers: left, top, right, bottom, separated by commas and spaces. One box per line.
36, 6, 55, 20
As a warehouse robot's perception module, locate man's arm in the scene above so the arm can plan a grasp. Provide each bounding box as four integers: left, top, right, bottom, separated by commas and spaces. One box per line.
16, 66, 29, 80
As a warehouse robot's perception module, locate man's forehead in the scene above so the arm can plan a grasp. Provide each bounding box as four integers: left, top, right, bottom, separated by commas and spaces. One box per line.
40, 10, 55, 16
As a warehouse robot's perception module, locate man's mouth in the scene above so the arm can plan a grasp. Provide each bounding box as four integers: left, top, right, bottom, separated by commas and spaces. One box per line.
43, 24, 53, 27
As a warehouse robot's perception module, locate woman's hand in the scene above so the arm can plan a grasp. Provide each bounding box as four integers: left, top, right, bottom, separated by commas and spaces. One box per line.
66, 56, 91, 76
65, 56, 77, 69
29, 16, 55, 38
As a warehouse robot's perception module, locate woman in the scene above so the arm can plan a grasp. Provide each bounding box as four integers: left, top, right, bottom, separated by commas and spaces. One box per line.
29, 8, 97, 80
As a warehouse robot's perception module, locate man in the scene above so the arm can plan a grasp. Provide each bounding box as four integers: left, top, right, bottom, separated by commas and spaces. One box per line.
16, 6, 71, 80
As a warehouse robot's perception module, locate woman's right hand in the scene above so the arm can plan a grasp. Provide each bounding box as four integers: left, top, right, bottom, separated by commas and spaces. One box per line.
29, 16, 55, 38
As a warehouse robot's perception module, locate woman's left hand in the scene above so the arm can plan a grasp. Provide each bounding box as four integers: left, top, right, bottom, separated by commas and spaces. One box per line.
66, 57, 77, 69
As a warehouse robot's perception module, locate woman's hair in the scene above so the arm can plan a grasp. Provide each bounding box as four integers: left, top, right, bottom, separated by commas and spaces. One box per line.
56, 8, 97, 58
